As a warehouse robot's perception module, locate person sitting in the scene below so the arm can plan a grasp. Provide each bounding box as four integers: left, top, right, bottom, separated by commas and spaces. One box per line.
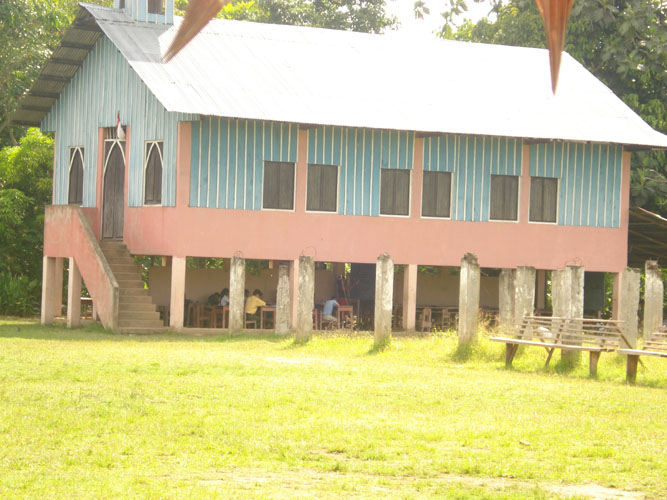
219, 288, 230, 306
322, 296, 339, 328
244, 289, 266, 327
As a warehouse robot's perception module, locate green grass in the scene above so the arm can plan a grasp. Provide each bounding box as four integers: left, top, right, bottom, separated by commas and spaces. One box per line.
1, 319, 666, 499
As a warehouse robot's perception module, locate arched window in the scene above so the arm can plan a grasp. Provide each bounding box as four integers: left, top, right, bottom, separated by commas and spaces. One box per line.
68, 147, 84, 205
144, 141, 163, 205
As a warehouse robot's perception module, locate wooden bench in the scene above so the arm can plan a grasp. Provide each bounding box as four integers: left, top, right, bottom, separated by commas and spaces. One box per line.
618, 326, 667, 383
490, 316, 626, 376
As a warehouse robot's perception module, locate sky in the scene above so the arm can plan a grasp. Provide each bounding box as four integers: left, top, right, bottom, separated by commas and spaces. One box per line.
386, 0, 495, 38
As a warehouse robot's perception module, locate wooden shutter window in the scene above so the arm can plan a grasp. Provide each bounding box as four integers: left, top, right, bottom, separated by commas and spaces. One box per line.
144, 141, 163, 205
68, 147, 84, 205
422, 171, 451, 218
380, 169, 410, 216
490, 175, 519, 221
307, 164, 338, 212
263, 161, 295, 210
529, 177, 558, 223
147, 0, 164, 14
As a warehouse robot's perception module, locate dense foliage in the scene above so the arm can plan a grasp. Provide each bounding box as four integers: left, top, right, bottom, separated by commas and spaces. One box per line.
438, 0, 667, 215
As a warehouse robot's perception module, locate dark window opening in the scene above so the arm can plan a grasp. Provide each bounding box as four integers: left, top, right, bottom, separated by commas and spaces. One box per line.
148, 0, 164, 14
144, 141, 163, 205
530, 176, 558, 223
380, 169, 410, 216
490, 174, 519, 221
263, 161, 295, 210
307, 164, 338, 212
119, 0, 125, 9
422, 171, 451, 218
68, 147, 84, 205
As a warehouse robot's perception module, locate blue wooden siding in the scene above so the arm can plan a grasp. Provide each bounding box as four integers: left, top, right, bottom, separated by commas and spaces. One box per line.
529, 143, 623, 228
307, 127, 415, 216
122, 0, 174, 24
423, 135, 522, 221
190, 118, 298, 209
42, 36, 195, 207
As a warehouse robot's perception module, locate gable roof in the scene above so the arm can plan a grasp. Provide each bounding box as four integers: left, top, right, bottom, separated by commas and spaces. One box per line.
13, 3, 667, 150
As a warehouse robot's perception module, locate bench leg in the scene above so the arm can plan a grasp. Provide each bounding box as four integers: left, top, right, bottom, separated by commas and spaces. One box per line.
626, 355, 639, 384
589, 351, 601, 377
544, 347, 555, 369
505, 344, 518, 367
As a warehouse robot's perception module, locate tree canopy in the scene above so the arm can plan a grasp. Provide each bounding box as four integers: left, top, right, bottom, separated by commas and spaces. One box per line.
438, 0, 666, 214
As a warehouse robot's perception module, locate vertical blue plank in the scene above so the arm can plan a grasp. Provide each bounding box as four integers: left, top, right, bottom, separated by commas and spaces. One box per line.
236, 120, 247, 209
246, 121, 255, 209
407, 132, 414, 171
323, 126, 333, 164
597, 144, 608, 227
464, 137, 475, 221
336, 128, 345, 214
280, 123, 290, 162
482, 137, 492, 221
208, 118, 219, 208
217, 118, 228, 208
554, 142, 563, 178
381, 131, 390, 169
227, 120, 237, 207
588, 145, 599, 226
499, 138, 508, 175
345, 129, 355, 215
388, 130, 398, 170
199, 118, 210, 206
354, 130, 363, 216
333, 128, 342, 165
190, 121, 200, 206
573, 143, 584, 225
363, 129, 373, 216
307, 129, 315, 163
253, 122, 263, 210
581, 143, 592, 225
612, 146, 622, 228
371, 130, 382, 216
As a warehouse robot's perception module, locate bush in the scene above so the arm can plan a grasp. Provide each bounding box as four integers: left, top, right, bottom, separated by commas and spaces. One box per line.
0, 271, 40, 316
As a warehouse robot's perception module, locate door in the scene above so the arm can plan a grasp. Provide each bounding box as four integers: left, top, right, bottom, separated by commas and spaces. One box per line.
102, 140, 126, 240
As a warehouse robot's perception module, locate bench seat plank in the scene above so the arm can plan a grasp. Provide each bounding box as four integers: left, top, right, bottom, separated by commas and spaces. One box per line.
490, 337, 614, 352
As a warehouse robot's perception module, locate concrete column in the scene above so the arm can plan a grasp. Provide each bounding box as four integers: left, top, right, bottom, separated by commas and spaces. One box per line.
643, 260, 664, 339
53, 257, 64, 317
290, 258, 300, 330
552, 265, 584, 362
41, 256, 57, 325
374, 253, 394, 347
619, 268, 640, 348
66, 258, 82, 329
498, 269, 515, 329
275, 262, 291, 334
229, 256, 246, 333
514, 266, 536, 324
296, 256, 314, 342
402, 264, 417, 330
169, 256, 186, 329
458, 253, 481, 345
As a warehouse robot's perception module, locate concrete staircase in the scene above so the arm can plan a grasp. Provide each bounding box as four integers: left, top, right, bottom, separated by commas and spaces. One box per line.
99, 241, 167, 334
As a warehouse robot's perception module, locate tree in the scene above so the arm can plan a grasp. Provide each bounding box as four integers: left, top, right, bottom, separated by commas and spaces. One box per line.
174, 0, 397, 33
438, 0, 667, 215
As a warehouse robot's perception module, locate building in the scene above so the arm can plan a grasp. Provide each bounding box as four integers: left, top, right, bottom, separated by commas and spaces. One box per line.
13, 0, 667, 334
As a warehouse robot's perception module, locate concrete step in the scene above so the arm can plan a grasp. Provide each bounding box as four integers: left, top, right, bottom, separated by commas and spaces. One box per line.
119, 294, 153, 305
114, 271, 142, 280
119, 310, 162, 321
106, 257, 134, 266
117, 327, 169, 335
118, 318, 166, 328
120, 288, 150, 297
109, 264, 141, 274
117, 279, 145, 289
118, 300, 157, 311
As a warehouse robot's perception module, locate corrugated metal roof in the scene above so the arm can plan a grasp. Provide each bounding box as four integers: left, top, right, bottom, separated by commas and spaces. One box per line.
14, 3, 667, 149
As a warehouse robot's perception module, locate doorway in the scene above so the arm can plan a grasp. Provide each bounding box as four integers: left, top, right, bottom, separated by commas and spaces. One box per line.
102, 139, 125, 240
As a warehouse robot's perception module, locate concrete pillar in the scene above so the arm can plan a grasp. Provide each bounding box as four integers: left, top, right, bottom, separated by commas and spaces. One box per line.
552, 265, 584, 362
498, 269, 515, 329
643, 260, 664, 339
374, 253, 394, 347
229, 256, 246, 333
53, 257, 64, 317
402, 264, 417, 330
66, 258, 82, 329
458, 253, 481, 345
41, 256, 57, 325
275, 262, 291, 334
514, 266, 536, 324
619, 268, 641, 348
296, 256, 314, 342
290, 258, 300, 330
169, 256, 186, 329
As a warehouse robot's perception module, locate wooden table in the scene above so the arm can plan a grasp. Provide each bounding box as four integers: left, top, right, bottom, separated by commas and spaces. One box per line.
337, 305, 354, 329
80, 297, 93, 319
260, 306, 276, 329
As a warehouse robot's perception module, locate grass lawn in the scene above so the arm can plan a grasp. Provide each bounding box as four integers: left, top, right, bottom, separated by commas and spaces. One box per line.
1, 318, 665, 499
